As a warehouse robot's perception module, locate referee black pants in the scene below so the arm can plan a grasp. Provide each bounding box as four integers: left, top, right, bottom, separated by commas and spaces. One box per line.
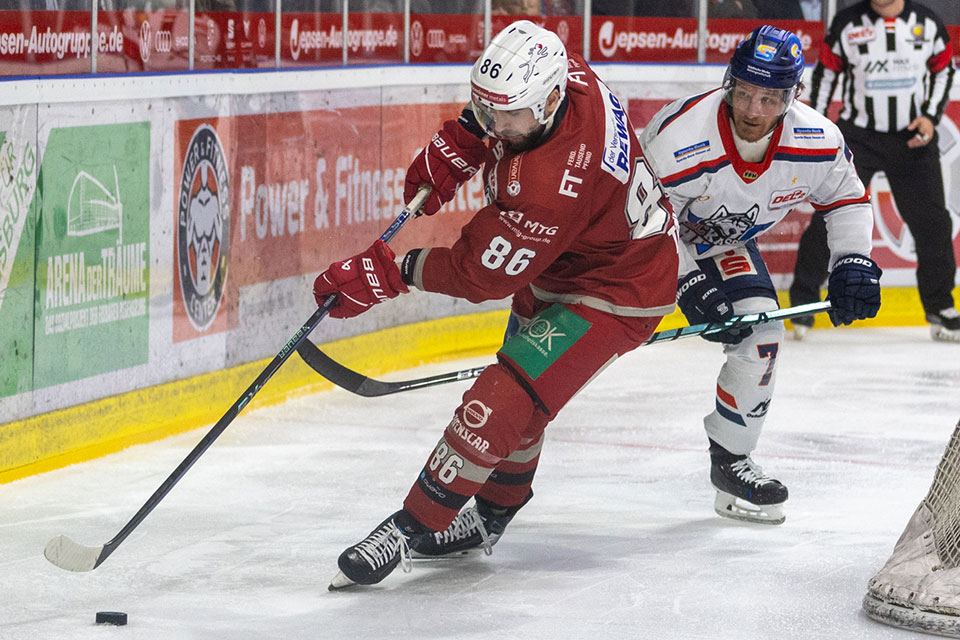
790, 121, 958, 316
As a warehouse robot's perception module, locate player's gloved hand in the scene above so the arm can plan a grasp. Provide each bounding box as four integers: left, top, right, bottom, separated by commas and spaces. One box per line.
677, 270, 753, 344
403, 112, 486, 216
313, 240, 408, 319
827, 254, 882, 326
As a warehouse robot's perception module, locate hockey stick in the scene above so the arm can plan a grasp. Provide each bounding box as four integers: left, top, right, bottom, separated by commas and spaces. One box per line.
43, 187, 431, 573
296, 300, 833, 398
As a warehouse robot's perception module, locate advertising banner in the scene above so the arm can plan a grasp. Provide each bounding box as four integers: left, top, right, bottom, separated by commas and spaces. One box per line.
281, 11, 343, 67
32, 122, 151, 389
589, 17, 823, 65
406, 13, 584, 64
171, 102, 475, 343
172, 118, 235, 343
0, 109, 39, 400
280, 11, 402, 67
96, 9, 191, 73
194, 11, 275, 69
0, 10, 93, 76
408, 13, 484, 64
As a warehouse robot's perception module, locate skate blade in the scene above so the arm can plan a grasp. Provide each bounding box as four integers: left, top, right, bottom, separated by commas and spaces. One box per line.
410, 547, 484, 560
328, 570, 357, 591
931, 325, 960, 343
714, 491, 785, 525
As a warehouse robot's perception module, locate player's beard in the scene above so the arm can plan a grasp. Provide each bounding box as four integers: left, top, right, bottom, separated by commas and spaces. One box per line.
503, 123, 547, 153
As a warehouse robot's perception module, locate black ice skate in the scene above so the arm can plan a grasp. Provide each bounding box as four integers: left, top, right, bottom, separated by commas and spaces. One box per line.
411, 494, 528, 558
710, 449, 788, 525
328, 510, 426, 590
926, 308, 960, 343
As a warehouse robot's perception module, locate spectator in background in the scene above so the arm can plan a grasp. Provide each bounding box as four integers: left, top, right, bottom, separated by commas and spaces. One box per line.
493, 0, 540, 14
789, 0, 959, 342
592, 0, 694, 16
756, 0, 806, 20
708, 0, 757, 19
491, 0, 573, 15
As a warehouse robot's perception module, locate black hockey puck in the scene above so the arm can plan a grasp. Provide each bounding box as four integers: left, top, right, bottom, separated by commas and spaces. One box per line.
95, 611, 127, 626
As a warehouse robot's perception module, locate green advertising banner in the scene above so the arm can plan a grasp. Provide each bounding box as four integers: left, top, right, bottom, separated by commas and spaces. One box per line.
0, 129, 39, 399
33, 122, 151, 389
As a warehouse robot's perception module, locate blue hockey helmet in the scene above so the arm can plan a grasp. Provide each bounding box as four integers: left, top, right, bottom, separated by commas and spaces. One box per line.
723, 26, 805, 120
726, 25, 805, 91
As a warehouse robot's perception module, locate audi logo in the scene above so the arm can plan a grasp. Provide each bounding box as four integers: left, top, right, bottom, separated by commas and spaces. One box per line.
154, 30, 172, 53
427, 29, 445, 49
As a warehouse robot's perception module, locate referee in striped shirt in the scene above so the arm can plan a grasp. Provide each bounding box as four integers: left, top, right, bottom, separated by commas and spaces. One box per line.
789, 0, 959, 342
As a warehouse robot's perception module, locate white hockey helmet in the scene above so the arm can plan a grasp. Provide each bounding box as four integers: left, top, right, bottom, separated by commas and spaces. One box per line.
470, 20, 568, 134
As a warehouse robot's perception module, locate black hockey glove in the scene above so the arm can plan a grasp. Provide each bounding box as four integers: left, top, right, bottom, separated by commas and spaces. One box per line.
677, 270, 753, 345
827, 254, 882, 326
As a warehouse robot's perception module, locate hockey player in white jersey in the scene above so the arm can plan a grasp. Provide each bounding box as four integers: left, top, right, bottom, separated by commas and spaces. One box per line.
639, 25, 881, 524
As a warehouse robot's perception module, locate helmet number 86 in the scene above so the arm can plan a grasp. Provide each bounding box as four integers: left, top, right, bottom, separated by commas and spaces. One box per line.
479, 59, 502, 78
481, 236, 536, 275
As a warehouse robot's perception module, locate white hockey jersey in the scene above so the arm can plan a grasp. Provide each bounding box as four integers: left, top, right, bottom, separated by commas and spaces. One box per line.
639, 89, 874, 273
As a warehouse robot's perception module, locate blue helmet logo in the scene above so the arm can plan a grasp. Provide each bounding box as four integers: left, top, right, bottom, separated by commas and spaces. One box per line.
728, 25, 805, 90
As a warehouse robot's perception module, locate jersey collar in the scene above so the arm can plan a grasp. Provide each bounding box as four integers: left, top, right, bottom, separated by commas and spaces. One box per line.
717, 101, 784, 184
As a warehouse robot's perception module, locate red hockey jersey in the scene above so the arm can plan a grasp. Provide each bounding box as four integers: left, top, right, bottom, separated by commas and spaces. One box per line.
410, 54, 679, 318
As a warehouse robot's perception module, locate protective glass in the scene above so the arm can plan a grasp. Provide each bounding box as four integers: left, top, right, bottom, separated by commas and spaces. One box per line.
723, 77, 796, 119
472, 100, 540, 141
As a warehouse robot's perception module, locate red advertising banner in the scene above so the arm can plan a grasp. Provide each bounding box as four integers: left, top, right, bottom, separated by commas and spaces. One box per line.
588, 16, 823, 65
280, 12, 343, 67
194, 11, 275, 69
0, 9, 277, 74
409, 13, 484, 64
172, 102, 476, 341
280, 11, 402, 67
173, 118, 237, 343
0, 10, 92, 76
346, 11, 402, 65
96, 9, 190, 73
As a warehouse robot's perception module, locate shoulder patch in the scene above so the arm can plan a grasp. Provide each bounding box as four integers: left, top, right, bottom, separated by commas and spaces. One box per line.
792, 127, 825, 139
673, 140, 711, 162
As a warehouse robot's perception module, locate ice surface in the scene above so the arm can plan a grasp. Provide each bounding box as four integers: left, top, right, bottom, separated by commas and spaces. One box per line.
1, 326, 957, 639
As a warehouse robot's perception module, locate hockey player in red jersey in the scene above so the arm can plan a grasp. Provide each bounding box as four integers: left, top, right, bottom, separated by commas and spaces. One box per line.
313, 20, 680, 589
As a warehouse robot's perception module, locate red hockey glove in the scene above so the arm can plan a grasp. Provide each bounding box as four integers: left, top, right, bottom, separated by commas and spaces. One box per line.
404, 118, 486, 216
313, 240, 408, 319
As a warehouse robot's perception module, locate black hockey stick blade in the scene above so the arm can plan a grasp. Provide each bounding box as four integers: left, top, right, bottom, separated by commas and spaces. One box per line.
43, 302, 335, 572
297, 300, 833, 398
43, 187, 431, 573
297, 341, 486, 397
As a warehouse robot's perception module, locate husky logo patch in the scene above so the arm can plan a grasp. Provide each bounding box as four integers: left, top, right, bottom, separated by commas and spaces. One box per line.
682, 204, 774, 254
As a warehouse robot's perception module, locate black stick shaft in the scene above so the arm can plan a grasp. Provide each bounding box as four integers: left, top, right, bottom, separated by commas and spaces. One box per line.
80, 187, 430, 569
297, 301, 833, 399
